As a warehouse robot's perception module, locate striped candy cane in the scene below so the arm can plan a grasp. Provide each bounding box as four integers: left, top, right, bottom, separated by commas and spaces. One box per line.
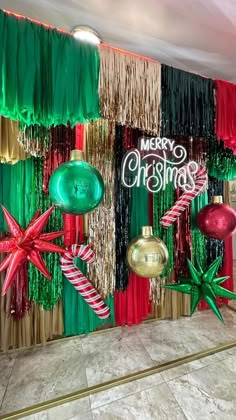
160, 165, 208, 228
60, 244, 110, 319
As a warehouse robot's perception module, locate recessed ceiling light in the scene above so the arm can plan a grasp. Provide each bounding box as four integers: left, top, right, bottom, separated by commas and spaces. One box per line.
72, 26, 102, 45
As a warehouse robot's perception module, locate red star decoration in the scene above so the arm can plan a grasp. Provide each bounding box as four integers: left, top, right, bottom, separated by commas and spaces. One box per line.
0, 206, 65, 296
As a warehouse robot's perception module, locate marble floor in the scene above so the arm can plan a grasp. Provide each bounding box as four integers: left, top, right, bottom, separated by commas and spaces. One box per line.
1, 305, 236, 419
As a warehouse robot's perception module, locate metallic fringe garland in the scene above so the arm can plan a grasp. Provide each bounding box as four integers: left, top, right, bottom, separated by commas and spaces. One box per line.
29, 125, 75, 309
114, 125, 132, 290
86, 120, 116, 297
174, 186, 192, 278
207, 137, 236, 181
161, 65, 214, 137
43, 124, 75, 193
191, 193, 208, 271
0, 116, 28, 164
207, 176, 224, 269
18, 124, 51, 157
99, 45, 161, 134
28, 158, 64, 310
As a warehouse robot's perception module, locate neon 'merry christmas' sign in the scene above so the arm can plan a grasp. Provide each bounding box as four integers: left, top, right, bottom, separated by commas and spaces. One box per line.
121, 137, 199, 193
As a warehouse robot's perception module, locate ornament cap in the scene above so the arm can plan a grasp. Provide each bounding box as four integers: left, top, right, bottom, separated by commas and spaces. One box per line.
212, 195, 223, 204
70, 150, 85, 161
141, 226, 153, 237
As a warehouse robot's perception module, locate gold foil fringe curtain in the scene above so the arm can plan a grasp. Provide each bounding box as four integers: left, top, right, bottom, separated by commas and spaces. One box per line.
0, 254, 63, 351
86, 120, 116, 297
18, 124, 51, 157
0, 116, 28, 164
99, 45, 161, 134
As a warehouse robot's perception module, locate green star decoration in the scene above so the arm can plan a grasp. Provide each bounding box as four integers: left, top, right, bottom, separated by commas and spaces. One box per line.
162, 256, 236, 323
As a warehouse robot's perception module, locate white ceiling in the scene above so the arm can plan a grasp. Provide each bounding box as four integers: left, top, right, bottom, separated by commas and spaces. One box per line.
0, 0, 236, 81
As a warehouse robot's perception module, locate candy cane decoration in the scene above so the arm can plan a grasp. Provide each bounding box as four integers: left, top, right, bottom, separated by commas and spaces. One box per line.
160, 165, 207, 228
60, 244, 110, 319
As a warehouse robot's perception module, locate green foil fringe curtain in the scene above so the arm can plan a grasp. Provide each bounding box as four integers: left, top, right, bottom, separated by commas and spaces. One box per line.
0, 10, 100, 126
207, 138, 236, 180
206, 176, 224, 269
0, 159, 35, 318
0, 157, 63, 310
191, 192, 208, 271
28, 158, 63, 310
161, 65, 214, 137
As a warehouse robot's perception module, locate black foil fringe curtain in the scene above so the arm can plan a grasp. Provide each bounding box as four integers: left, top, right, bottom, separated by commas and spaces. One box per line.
114, 125, 131, 290
161, 65, 215, 137
207, 176, 224, 269
207, 137, 236, 180
114, 126, 141, 290
174, 186, 191, 278
173, 137, 205, 278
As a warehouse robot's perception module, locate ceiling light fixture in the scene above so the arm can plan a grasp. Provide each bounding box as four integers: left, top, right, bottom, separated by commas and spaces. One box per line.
72, 26, 102, 45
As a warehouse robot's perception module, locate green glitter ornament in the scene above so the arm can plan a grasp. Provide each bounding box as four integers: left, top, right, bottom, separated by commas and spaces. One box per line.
49, 150, 105, 215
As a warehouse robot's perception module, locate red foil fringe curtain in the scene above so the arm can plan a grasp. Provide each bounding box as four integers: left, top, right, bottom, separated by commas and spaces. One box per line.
215, 79, 236, 154
74, 124, 85, 243
63, 124, 85, 250
43, 124, 75, 193
10, 262, 30, 319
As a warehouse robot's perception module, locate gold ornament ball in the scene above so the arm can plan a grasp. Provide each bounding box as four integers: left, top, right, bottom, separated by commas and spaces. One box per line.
126, 226, 169, 278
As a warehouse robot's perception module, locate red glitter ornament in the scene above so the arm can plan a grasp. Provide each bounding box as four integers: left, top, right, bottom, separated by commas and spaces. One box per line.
197, 196, 236, 240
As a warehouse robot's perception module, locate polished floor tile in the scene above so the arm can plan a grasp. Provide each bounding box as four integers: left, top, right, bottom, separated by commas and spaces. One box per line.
2, 306, 236, 416
0, 353, 15, 409
1, 340, 87, 414
23, 398, 91, 420
90, 372, 163, 409
92, 382, 186, 420
81, 328, 154, 387
160, 353, 220, 382
222, 353, 236, 375
168, 362, 236, 420
135, 319, 206, 363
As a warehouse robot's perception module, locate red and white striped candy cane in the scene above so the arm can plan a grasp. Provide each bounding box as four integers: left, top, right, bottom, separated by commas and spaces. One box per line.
160, 165, 207, 228
60, 244, 110, 319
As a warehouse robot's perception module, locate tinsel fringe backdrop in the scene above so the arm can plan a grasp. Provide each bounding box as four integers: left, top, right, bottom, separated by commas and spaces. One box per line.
99, 45, 161, 134
0, 8, 236, 351
0, 116, 27, 164
87, 120, 116, 297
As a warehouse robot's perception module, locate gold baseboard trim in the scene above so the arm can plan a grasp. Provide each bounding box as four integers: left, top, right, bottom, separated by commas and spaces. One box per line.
1, 340, 236, 420
226, 304, 236, 314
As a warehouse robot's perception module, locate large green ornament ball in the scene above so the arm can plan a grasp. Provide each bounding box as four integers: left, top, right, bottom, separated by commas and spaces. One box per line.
49, 159, 105, 215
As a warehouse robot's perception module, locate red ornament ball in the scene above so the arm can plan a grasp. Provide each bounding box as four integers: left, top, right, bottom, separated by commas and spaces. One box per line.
197, 202, 236, 240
